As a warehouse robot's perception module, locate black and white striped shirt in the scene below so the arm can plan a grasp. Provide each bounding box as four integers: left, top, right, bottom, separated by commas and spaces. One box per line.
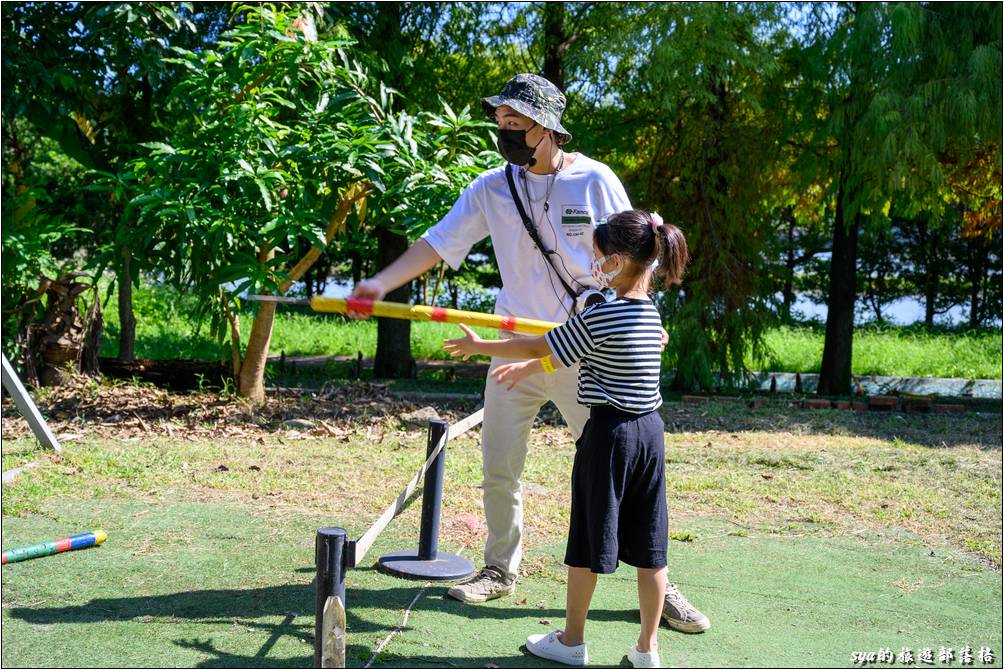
545, 297, 663, 414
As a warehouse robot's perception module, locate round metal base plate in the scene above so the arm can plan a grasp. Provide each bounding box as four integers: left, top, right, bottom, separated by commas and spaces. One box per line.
376, 550, 475, 581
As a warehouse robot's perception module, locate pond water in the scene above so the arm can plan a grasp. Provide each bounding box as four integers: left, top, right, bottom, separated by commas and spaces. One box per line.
788, 295, 993, 327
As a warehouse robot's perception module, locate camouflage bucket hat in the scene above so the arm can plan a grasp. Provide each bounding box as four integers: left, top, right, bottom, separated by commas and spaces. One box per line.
482, 73, 572, 145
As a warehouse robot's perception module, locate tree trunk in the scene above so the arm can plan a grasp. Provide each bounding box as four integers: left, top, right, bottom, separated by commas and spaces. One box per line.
351, 250, 362, 285
912, 216, 938, 327
968, 237, 985, 328
80, 286, 102, 376
238, 301, 276, 401
782, 210, 796, 322
222, 292, 242, 379
542, 3, 567, 92
117, 246, 136, 361
869, 280, 883, 323
374, 226, 414, 378
234, 183, 371, 402
304, 245, 315, 298
818, 177, 859, 396
363, 3, 414, 379
238, 246, 277, 402
35, 274, 91, 386
924, 279, 937, 327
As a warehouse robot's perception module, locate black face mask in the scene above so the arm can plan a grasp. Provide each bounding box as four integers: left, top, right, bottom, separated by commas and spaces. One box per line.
496, 126, 544, 166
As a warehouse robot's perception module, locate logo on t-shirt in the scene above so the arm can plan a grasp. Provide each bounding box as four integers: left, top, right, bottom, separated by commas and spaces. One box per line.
560, 204, 593, 239
561, 205, 592, 226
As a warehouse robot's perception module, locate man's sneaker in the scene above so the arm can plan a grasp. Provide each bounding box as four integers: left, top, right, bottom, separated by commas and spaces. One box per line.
527, 630, 588, 666
662, 583, 710, 633
447, 566, 516, 603
627, 644, 661, 668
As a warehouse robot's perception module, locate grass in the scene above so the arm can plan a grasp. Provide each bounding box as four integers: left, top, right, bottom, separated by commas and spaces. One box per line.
97, 283, 1002, 380
1, 390, 1001, 667
3, 396, 1001, 564
760, 323, 1002, 379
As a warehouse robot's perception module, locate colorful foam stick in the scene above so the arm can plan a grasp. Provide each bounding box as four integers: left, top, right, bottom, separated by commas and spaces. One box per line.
1, 530, 107, 565
248, 296, 561, 335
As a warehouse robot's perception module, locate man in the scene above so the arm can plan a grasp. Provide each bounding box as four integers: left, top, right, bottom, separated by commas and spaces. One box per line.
350, 73, 709, 633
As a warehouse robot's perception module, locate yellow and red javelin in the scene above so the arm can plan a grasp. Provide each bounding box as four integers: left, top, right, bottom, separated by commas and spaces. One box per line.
248, 296, 560, 336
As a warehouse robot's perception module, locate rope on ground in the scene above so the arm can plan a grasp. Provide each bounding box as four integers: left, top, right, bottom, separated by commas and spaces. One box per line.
362, 580, 431, 669
2, 461, 39, 485
362, 546, 469, 670
353, 408, 485, 566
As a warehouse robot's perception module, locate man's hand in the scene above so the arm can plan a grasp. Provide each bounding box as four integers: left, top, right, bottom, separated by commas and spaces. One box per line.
490, 359, 542, 391
443, 324, 485, 361
346, 239, 443, 318
347, 278, 386, 319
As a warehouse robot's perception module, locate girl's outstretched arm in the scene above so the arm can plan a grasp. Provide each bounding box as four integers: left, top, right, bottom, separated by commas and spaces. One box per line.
443, 324, 554, 361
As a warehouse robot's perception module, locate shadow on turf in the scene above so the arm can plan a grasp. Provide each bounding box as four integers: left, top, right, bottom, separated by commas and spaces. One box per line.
6, 580, 634, 668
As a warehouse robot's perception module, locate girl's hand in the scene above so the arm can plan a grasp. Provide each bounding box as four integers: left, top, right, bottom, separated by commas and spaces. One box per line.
443, 324, 484, 361
490, 359, 541, 391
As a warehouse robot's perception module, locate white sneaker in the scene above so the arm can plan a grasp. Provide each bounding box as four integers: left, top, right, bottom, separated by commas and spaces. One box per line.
526, 630, 588, 666
628, 644, 661, 668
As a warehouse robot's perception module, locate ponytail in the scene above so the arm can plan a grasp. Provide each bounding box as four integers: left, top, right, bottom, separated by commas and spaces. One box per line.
601, 209, 689, 289
652, 218, 688, 288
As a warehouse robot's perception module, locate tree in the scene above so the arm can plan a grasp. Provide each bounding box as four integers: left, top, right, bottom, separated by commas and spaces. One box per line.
1, 2, 227, 362
1, 123, 95, 383
327, 2, 500, 377
124, 4, 383, 401
126, 3, 496, 399
579, 3, 793, 389
333, 2, 420, 377
790, 3, 1002, 394
894, 210, 959, 327
944, 142, 1003, 327
857, 223, 906, 323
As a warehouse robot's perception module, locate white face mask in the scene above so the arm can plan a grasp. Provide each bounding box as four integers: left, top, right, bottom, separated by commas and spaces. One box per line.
591, 254, 621, 289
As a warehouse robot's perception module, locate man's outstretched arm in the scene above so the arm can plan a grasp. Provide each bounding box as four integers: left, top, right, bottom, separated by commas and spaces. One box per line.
347, 238, 442, 317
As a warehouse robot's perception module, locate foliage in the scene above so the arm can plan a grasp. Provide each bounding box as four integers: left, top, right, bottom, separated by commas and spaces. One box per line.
1, 2, 209, 168
593, 3, 793, 389
117, 5, 387, 325
380, 102, 499, 241
1, 127, 94, 303
786, 2, 1002, 392
2, 2, 1002, 388
1, 2, 227, 364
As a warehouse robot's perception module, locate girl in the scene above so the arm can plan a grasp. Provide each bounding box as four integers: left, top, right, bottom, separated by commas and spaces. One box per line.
444, 209, 688, 668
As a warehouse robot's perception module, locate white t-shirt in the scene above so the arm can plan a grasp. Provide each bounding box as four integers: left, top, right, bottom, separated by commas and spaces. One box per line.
421, 154, 632, 324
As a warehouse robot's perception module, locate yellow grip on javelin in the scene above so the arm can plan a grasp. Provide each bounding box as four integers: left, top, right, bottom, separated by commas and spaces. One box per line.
309, 297, 559, 335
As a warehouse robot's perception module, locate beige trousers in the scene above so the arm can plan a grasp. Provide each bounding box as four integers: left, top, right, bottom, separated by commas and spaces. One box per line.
480, 352, 590, 580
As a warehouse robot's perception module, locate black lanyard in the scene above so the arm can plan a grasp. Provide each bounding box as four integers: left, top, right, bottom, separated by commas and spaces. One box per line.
505, 163, 580, 308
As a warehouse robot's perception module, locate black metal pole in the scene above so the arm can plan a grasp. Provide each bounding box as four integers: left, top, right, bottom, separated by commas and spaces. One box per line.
314, 527, 346, 668
417, 419, 448, 561
376, 417, 473, 581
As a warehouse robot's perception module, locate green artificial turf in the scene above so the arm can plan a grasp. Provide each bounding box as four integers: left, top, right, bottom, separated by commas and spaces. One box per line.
2, 501, 1000, 668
